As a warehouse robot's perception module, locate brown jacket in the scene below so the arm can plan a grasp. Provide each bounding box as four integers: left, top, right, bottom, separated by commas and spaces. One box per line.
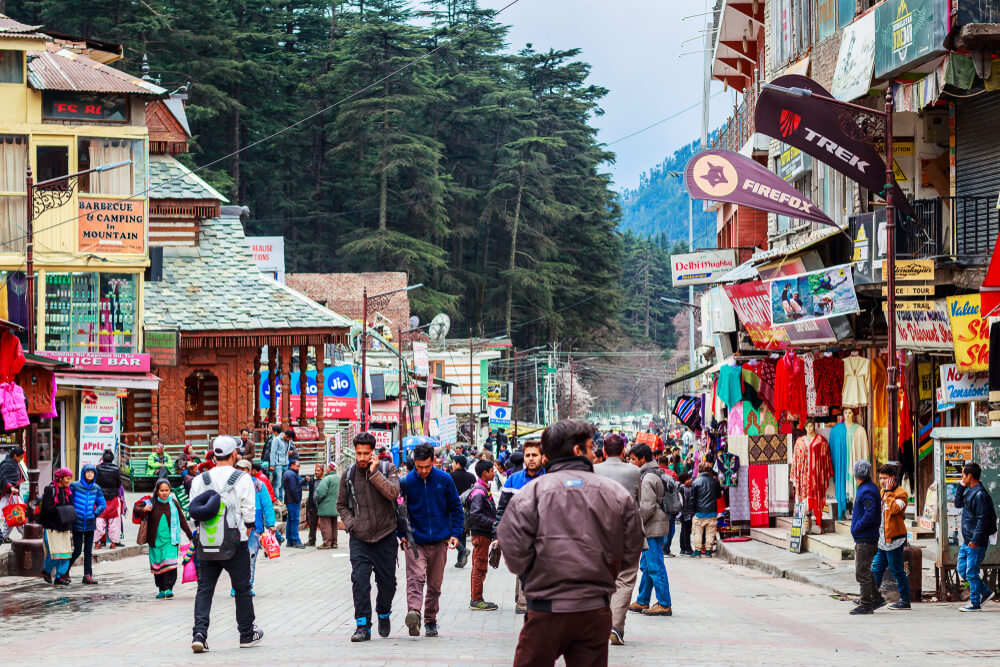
497, 457, 645, 613
335, 460, 400, 543
143, 497, 193, 547
881, 485, 908, 542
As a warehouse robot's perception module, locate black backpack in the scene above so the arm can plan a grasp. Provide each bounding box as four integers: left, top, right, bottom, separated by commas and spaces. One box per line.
641, 468, 683, 516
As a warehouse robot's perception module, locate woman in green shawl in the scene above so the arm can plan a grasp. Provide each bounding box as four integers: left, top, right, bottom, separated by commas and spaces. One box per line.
137, 479, 193, 598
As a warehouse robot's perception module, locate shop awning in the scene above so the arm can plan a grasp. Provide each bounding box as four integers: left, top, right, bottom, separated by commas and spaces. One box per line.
982, 214, 1000, 318
55, 372, 161, 390
664, 364, 714, 388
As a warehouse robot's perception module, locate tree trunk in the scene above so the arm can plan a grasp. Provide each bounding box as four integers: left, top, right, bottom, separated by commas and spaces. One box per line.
504, 167, 525, 338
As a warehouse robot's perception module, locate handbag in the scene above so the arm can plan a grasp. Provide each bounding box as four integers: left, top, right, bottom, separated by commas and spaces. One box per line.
136, 518, 148, 545
55, 503, 77, 529
2, 501, 27, 527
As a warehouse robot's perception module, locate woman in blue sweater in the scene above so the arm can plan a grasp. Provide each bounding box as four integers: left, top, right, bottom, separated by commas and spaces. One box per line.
69, 463, 106, 584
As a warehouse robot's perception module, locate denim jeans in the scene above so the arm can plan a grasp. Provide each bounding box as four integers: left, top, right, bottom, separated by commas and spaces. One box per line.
273, 465, 287, 501
664, 515, 676, 553
248, 530, 260, 588
958, 543, 989, 607
70, 529, 95, 576
635, 536, 671, 607
286, 502, 301, 545
872, 545, 910, 603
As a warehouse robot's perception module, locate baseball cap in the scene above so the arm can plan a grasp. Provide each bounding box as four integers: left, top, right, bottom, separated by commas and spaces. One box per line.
235, 459, 251, 470
212, 435, 239, 458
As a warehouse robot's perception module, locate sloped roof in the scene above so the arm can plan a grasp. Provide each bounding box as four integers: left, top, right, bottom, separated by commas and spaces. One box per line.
144, 215, 352, 333
149, 155, 228, 203
27, 45, 166, 96
0, 15, 46, 40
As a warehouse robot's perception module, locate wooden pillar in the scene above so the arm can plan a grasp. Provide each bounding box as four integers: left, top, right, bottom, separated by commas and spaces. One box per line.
267, 346, 277, 424
298, 345, 308, 427
315, 344, 325, 437
253, 347, 262, 429
281, 346, 292, 427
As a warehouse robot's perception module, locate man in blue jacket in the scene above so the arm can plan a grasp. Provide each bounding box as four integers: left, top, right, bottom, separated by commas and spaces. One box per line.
849, 460, 881, 615
282, 458, 305, 548
69, 463, 107, 585
400, 443, 463, 638
955, 462, 999, 612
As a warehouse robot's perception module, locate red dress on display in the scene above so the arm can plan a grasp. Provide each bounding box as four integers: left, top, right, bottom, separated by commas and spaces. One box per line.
791, 434, 833, 521
775, 352, 807, 428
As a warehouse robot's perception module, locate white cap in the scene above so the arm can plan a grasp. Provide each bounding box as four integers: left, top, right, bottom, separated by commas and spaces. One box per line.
212, 435, 239, 458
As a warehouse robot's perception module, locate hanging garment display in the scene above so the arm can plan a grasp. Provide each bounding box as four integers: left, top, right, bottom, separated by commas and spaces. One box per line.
727, 435, 749, 462
727, 402, 745, 436
717, 363, 743, 408
6, 272, 27, 333
845, 421, 869, 501
768, 464, 790, 514
749, 464, 769, 527
871, 355, 888, 466
741, 366, 763, 409
0, 330, 25, 383
774, 352, 807, 428
791, 431, 833, 522
743, 400, 761, 436
828, 422, 850, 520
760, 406, 779, 435
813, 354, 844, 408
842, 355, 871, 407
730, 465, 751, 521
716, 451, 741, 488
745, 358, 777, 407
803, 353, 819, 417
748, 434, 789, 465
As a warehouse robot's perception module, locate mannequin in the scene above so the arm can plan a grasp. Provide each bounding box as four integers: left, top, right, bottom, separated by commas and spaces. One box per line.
843, 408, 869, 502
791, 420, 834, 533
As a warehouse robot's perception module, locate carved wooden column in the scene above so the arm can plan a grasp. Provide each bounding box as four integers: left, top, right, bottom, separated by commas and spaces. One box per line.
280, 346, 292, 428
253, 347, 262, 429
267, 346, 277, 424
315, 343, 325, 437
298, 345, 308, 427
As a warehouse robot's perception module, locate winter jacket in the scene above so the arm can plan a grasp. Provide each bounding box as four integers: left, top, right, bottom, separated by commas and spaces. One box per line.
282, 468, 304, 505
40, 483, 74, 531
314, 473, 340, 517
637, 461, 670, 538
680, 484, 695, 521
955, 482, 998, 547
69, 464, 107, 532
498, 457, 645, 614
146, 451, 173, 472
399, 467, 464, 544
851, 480, 880, 544
0, 455, 25, 494
336, 461, 400, 543
450, 468, 476, 496
269, 435, 292, 467
691, 473, 722, 514
255, 471, 276, 502
142, 496, 193, 547
594, 456, 640, 503
467, 478, 497, 538
880, 485, 908, 542
493, 466, 545, 538
95, 461, 122, 501
252, 477, 277, 534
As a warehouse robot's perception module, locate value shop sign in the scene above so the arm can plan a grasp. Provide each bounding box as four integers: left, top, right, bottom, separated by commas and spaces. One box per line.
938, 364, 988, 404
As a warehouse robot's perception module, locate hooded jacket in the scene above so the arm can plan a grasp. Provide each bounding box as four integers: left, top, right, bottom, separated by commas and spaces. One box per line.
252, 476, 277, 534
400, 466, 464, 544
95, 460, 123, 501
70, 464, 107, 532
691, 472, 722, 514
498, 457, 645, 614
637, 461, 670, 538
314, 472, 340, 517
467, 477, 497, 538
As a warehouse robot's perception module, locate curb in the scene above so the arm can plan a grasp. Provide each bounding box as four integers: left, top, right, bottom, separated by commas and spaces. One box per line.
717, 541, 855, 597
0, 542, 147, 578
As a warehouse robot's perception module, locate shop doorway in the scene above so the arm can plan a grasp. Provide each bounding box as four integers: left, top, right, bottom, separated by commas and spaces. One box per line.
185, 370, 219, 448
36, 398, 66, 486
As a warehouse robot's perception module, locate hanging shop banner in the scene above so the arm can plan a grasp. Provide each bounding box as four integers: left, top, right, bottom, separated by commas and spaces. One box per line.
769, 264, 860, 325
144, 329, 180, 367
670, 249, 738, 286
79, 389, 120, 468
980, 231, 1000, 318
685, 149, 837, 228
946, 294, 989, 372
849, 212, 875, 284
724, 281, 841, 349
830, 10, 876, 101
939, 364, 988, 404
755, 74, 917, 221
777, 144, 811, 182
78, 199, 145, 254
259, 365, 359, 420
874, 0, 949, 79
885, 300, 953, 351
412, 342, 429, 377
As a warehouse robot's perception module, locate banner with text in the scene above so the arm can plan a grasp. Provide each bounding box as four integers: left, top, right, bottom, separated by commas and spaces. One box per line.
724, 281, 841, 349
260, 365, 359, 420
939, 364, 988, 404
946, 294, 990, 372
769, 264, 860, 325
78, 198, 145, 254
79, 389, 120, 468
670, 249, 738, 286
885, 300, 953, 351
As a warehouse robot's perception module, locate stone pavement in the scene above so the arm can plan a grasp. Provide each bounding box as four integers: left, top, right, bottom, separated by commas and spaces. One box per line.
2, 538, 1000, 665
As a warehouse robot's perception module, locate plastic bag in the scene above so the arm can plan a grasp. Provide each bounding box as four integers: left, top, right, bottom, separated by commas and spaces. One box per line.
2, 501, 27, 527
182, 558, 198, 584
260, 531, 280, 559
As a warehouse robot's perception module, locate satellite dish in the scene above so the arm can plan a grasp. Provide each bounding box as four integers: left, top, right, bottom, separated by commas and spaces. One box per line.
428, 313, 451, 346
409, 315, 420, 330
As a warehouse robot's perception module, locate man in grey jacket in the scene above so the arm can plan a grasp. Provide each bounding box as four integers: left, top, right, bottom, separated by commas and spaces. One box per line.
594, 434, 641, 646
628, 443, 673, 617
499, 419, 644, 667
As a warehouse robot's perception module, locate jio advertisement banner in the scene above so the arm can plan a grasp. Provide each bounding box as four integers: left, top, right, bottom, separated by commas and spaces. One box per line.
260, 365, 359, 420
79, 389, 121, 468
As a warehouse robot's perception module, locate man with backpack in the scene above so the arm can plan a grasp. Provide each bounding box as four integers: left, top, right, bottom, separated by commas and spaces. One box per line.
955, 462, 998, 612
628, 443, 674, 617
188, 435, 262, 653
467, 459, 499, 612
336, 432, 401, 642
399, 443, 464, 637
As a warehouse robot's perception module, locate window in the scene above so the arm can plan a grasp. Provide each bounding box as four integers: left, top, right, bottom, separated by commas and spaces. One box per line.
36, 145, 68, 183
0, 135, 27, 252
429, 360, 445, 379
78, 138, 144, 195
0, 50, 23, 83
43, 272, 138, 353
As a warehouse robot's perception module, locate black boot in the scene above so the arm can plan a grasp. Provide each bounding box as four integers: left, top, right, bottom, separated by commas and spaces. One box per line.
377, 614, 391, 638
351, 626, 372, 642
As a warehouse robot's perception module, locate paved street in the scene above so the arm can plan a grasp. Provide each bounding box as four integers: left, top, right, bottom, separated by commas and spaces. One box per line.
3, 536, 1000, 666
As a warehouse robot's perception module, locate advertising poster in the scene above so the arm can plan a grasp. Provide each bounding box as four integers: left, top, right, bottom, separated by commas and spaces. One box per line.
946, 294, 989, 372
830, 10, 876, 100
260, 365, 359, 420
79, 389, 120, 468
412, 342, 429, 377
943, 441, 973, 510
78, 199, 145, 254
938, 364, 989, 404
874, 0, 948, 78
769, 264, 860, 325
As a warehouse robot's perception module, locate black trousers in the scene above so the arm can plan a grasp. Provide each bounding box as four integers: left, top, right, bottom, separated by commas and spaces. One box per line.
680, 518, 693, 554
193, 541, 255, 638
349, 533, 398, 627
154, 569, 178, 591
70, 529, 94, 576
307, 507, 319, 545
855, 542, 879, 606
455, 529, 468, 562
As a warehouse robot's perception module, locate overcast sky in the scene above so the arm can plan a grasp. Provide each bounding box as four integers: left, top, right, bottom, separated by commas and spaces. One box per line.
478, 0, 734, 192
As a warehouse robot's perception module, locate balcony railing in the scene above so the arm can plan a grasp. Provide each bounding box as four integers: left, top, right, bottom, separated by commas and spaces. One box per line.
712, 85, 757, 154
900, 196, 1000, 259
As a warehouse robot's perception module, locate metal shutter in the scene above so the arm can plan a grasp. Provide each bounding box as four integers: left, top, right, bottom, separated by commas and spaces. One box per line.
955, 92, 1000, 256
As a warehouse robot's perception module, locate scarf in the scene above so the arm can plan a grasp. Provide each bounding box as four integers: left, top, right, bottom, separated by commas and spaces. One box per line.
156, 494, 182, 546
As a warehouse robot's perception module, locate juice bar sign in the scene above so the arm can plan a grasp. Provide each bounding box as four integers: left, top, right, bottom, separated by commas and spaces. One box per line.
78, 199, 145, 254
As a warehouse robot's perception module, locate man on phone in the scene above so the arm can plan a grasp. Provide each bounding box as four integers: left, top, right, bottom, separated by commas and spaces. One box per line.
872, 463, 910, 611
955, 462, 999, 612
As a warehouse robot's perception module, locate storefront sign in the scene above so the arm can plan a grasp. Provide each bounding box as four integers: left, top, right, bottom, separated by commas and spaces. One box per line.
883, 259, 934, 282
886, 300, 952, 350
246, 236, 285, 283
412, 342, 429, 377
769, 264, 860, 325
42, 92, 127, 122
939, 364, 988, 404
777, 144, 811, 182
439, 415, 457, 445
882, 285, 933, 297
259, 365, 359, 420
936, 387, 955, 412
850, 213, 875, 284
78, 389, 120, 468
371, 429, 393, 450
919, 361, 933, 400
144, 329, 179, 367
39, 351, 150, 373
830, 10, 876, 101
946, 294, 989, 372
670, 249, 738, 286
489, 404, 510, 429
684, 149, 838, 229
78, 199, 145, 254
874, 0, 948, 79
815, 0, 838, 41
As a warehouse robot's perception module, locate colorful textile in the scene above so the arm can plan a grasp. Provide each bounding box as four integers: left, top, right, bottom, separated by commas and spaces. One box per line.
741, 367, 762, 409
813, 355, 844, 408
791, 435, 833, 521
871, 356, 888, 466
717, 364, 743, 408
716, 452, 740, 488
774, 353, 807, 428
768, 464, 790, 514
803, 353, 818, 417
730, 465, 750, 521
847, 423, 869, 499
673, 395, 703, 432
828, 423, 850, 520
749, 465, 769, 527
149, 511, 180, 575
748, 435, 788, 465
760, 406, 779, 435
743, 359, 774, 407
727, 402, 745, 436
743, 401, 761, 436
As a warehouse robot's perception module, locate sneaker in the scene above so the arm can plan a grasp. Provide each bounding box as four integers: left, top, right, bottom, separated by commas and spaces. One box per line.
665, 551, 676, 558
456, 552, 469, 568
888, 601, 911, 610
191, 633, 209, 653
377, 614, 391, 638
289, 543, 306, 549
705, 551, 713, 558
155, 591, 166, 599
469, 600, 499, 611
165, 590, 174, 599
351, 626, 371, 642
641, 604, 673, 616
424, 622, 439, 637
239, 628, 263, 648
849, 605, 873, 615
610, 628, 624, 646
960, 604, 983, 612
983, 589, 996, 604
42, 573, 52, 584
405, 609, 421, 636
688, 552, 701, 558
83, 575, 98, 585
317, 545, 330, 550
628, 603, 649, 613
871, 597, 887, 611
55, 576, 70, 587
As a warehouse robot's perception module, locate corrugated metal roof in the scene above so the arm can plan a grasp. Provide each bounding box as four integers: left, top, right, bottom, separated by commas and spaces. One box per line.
0, 15, 47, 40
27, 46, 166, 96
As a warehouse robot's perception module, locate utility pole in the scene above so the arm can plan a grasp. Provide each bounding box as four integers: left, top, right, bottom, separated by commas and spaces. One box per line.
689, 0, 712, 394
569, 352, 574, 418
512, 347, 518, 446
469, 337, 475, 450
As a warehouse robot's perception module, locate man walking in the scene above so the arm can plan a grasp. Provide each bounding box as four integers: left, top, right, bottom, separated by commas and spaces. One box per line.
499, 420, 644, 667
399, 444, 464, 637
449, 455, 476, 568
336, 433, 401, 642
494, 439, 545, 613
594, 434, 641, 645
627, 444, 673, 618
189, 435, 262, 652
849, 461, 881, 615
872, 463, 911, 611
468, 459, 499, 612
314, 463, 340, 549
690, 462, 722, 557
270, 429, 295, 502
282, 458, 305, 548
955, 462, 998, 612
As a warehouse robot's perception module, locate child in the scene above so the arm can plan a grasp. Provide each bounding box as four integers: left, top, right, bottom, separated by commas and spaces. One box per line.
137, 479, 193, 598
